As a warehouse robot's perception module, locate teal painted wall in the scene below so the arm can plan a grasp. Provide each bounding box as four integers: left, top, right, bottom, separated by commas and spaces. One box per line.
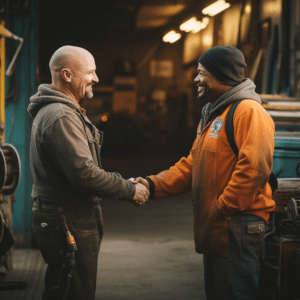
5, 0, 37, 243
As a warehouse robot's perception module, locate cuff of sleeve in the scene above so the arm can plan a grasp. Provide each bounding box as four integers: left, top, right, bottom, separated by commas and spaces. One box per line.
145, 177, 155, 199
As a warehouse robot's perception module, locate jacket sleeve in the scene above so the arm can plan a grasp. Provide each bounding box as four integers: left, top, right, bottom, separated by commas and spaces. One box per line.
218, 101, 275, 219
147, 139, 197, 199
43, 113, 135, 200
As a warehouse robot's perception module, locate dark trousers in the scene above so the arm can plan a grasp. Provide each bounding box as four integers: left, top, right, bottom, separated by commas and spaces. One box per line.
33, 200, 103, 300
203, 213, 266, 300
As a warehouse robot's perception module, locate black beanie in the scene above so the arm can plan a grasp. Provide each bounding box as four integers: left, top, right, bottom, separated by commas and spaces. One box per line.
197, 46, 247, 86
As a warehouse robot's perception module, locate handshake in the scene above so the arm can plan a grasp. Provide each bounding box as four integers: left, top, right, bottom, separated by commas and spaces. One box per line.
128, 177, 150, 207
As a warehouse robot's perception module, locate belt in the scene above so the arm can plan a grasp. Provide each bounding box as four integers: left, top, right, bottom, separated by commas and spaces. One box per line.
33, 196, 99, 211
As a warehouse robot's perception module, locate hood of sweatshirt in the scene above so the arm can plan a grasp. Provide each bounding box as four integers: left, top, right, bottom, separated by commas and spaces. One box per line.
205, 78, 261, 124
28, 84, 82, 118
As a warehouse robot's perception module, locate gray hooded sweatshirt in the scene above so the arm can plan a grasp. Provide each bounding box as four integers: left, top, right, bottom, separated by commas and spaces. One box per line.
199, 78, 261, 132
28, 84, 135, 205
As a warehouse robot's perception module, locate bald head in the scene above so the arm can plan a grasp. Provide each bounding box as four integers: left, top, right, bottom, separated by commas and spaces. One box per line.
49, 45, 99, 101
49, 45, 93, 73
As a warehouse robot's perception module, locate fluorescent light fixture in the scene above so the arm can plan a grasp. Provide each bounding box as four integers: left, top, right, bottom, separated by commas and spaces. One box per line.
202, 0, 230, 16
180, 17, 210, 33
180, 17, 198, 32
163, 30, 181, 43
192, 17, 210, 33
192, 23, 206, 33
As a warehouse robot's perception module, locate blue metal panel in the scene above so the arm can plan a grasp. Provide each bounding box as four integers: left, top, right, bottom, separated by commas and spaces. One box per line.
273, 149, 300, 178
5, 1, 37, 238
275, 137, 300, 149
273, 137, 300, 178
275, 125, 300, 132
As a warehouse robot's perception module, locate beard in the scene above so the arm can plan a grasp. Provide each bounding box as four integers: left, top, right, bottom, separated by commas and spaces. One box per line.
85, 90, 93, 99
85, 84, 94, 99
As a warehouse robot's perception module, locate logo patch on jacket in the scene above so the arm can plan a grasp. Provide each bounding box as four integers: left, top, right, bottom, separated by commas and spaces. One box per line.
209, 118, 223, 138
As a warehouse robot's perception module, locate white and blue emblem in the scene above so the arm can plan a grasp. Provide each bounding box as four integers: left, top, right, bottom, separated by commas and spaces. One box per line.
210, 118, 223, 133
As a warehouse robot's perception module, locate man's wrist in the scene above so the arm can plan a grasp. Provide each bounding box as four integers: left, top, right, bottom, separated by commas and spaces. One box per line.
145, 177, 155, 199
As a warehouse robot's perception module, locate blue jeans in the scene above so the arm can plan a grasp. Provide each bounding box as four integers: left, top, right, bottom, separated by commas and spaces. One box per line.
203, 213, 266, 300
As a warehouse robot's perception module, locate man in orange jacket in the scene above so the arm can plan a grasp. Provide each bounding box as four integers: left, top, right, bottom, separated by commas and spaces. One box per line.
133, 46, 275, 300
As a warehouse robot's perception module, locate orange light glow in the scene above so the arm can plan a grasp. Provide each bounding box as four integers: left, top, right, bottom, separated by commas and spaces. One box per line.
101, 116, 108, 122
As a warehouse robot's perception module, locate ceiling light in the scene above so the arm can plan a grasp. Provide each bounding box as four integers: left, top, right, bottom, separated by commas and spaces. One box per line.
202, 0, 230, 17
163, 30, 181, 43
180, 17, 198, 32
192, 22, 206, 33
180, 17, 210, 33
192, 18, 210, 33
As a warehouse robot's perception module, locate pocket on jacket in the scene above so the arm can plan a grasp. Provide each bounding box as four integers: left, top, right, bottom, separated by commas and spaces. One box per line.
245, 222, 265, 257
32, 212, 65, 263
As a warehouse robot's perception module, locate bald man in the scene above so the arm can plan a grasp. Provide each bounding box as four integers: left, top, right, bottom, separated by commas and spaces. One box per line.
28, 46, 149, 300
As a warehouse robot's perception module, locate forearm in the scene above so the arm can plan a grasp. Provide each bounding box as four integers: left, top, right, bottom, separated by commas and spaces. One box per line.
147, 155, 193, 199
72, 164, 136, 199
218, 102, 275, 219
218, 113, 274, 218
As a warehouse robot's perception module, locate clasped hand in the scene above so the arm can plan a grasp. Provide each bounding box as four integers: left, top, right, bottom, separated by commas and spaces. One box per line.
128, 177, 150, 207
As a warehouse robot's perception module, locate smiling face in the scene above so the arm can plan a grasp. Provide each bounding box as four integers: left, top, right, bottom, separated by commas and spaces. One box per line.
70, 53, 99, 101
50, 46, 99, 102
194, 62, 230, 103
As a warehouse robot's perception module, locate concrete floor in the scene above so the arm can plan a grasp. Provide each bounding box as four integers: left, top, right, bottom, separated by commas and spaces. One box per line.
0, 153, 207, 300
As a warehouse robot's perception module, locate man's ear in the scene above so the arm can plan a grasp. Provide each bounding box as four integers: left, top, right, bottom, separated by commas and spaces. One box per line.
61, 69, 72, 83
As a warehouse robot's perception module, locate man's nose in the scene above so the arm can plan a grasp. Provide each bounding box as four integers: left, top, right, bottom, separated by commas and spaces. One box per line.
93, 73, 99, 83
194, 75, 199, 83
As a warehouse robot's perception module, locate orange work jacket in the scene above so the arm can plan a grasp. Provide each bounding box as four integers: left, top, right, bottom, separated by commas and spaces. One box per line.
148, 100, 276, 257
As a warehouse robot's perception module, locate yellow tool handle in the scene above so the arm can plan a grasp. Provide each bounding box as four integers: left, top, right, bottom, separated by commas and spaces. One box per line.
0, 25, 13, 39
66, 235, 76, 246
0, 24, 24, 76
0, 25, 22, 41
0, 25, 13, 38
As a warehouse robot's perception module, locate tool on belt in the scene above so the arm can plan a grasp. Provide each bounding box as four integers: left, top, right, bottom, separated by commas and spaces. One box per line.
60, 214, 78, 300
61, 214, 78, 252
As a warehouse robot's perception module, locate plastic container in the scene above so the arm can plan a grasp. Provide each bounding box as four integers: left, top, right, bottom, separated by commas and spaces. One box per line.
273, 136, 300, 178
